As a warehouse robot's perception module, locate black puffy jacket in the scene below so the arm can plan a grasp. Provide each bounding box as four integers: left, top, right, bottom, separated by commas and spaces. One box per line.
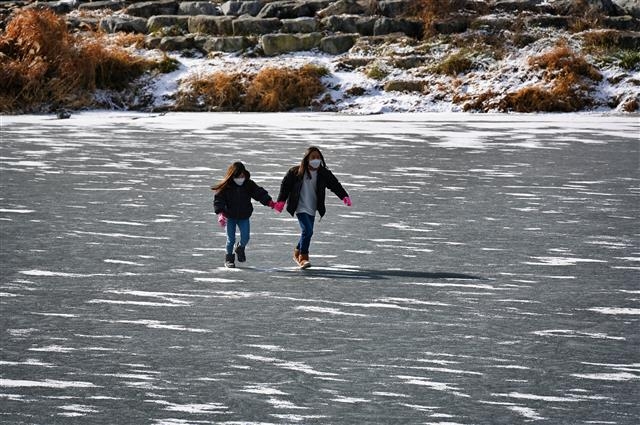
213, 180, 272, 219
277, 166, 348, 217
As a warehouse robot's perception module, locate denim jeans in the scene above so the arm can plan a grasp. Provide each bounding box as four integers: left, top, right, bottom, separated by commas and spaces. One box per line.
296, 213, 315, 254
226, 218, 250, 255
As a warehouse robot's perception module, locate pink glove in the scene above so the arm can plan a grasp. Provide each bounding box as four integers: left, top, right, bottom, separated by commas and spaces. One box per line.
267, 200, 276, 209
274, 201, 285, 213
217, 213, 227, 227
343, 196, 352, 207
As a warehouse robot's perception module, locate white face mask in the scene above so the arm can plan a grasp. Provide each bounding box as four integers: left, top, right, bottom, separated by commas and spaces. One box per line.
309, 159, 322, 168
233, 177, 245, 186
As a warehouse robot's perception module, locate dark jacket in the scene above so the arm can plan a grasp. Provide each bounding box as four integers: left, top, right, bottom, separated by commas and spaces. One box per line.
213, 180, 272, 220
277, 166, 348, 217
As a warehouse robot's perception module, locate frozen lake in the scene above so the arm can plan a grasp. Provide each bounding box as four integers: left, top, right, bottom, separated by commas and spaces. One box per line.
1, 112, 638, 424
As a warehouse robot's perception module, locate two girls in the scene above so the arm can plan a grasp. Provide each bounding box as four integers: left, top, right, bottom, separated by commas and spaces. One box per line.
213, 147, 350, 269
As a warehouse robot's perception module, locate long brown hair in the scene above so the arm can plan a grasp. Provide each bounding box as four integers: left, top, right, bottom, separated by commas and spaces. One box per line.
297, 146, 326, 178
212, 161, 249, 192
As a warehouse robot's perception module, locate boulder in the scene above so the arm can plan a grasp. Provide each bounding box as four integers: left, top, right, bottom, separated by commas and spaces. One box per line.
66, 16, 101, 31
221, 1, 265, 16
200, 36, 257, 52
317, 0, 367, 18
471, 15, 515, 31
494, 0, 553, 14
603, 15, 640, 30
320, 33, 359, 54
78, 1, 128, 12
281, 17, 319, 33
126, 1, 179, 18
526, 15, 572, 30
147, 15, 190, 33
257, 1, 315, 19
550, 0, 622, 16
188, 15, 234, 35
374, 17, 422, 38
158, 35, 196, 51
321, 14, 360, 33
262, 32, 322, 54
233, 16, 282, 35
179, 2, 222, 16
100, 15, 148, 33
378, 0, 410, 18
613, 0, 640, 18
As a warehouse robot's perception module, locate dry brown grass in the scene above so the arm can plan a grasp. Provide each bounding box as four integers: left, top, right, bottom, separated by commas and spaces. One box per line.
245, 64, 326, 112
175, 64, 327, 112
461, 42, 603, 112
0, 9, 159, 113
176, 71, 246, 111
407, 0, 467, 38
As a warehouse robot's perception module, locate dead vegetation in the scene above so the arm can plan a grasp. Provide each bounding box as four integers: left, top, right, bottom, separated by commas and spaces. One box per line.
461, 41, 603, 112
0, 9, 165, 113
175, 64, 328, 112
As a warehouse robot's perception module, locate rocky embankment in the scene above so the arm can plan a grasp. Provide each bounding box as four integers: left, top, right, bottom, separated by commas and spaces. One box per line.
2, 0, 639, 113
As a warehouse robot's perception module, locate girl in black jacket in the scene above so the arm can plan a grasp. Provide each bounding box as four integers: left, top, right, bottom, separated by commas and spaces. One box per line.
274, 147, 351, 269
213, 162, 275, 268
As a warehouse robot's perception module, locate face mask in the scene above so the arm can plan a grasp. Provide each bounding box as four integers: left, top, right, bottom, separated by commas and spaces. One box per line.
233, 177, 245, 186
309, 159, 322, 168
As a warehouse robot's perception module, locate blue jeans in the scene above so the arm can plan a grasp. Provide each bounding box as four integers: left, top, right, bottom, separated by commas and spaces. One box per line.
226, 218, 250, 255
296, 213, 315, 254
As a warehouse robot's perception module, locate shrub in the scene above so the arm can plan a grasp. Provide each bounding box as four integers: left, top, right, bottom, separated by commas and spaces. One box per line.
245, 64, 326, 112
176, 64, 327, 112
529, 41, 602, 82
365, 62, 390, 80
617, 50, 640, 70
177, 71, 245, 111
0, 9, 158, 113
431, 50, 473, 76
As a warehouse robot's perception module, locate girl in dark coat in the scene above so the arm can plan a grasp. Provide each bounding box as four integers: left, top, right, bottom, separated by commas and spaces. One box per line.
274, 147, 351, 269
213, 162, 275, 268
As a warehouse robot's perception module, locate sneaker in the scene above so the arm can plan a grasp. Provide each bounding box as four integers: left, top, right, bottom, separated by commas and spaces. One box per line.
234, 243, 246, 262
225, 254, 235, 268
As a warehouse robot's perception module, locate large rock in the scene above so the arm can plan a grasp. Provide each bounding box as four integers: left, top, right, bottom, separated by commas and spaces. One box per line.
179, 2, 222, 16
281, 17, 319, 33
78, 1, 128, 12
200, 36, 257, 53
232, 16, 282, 35
220, 1, 264, 16
126, 0, 179, 18
373, 17, 422, 37
158, 35, 196, 52
317, 0, 367, 18
147, 15, 190, 33
378, 0, 410, 18
320, 33, 359, 54
188, 15, 234, 35
257, 0, 315, 19
100, 15, 148, 33
613, 0, 640, 18
526, 15, 572, 29
549, 0, 622, 16
261, 32, 323, 55
321, 14, 360, 33
603, 15, 640, 31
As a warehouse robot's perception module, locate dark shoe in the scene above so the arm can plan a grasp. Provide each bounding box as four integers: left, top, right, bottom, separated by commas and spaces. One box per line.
298, 253, 311, 269
225, 254, 235, 268
234, 243, 246, 262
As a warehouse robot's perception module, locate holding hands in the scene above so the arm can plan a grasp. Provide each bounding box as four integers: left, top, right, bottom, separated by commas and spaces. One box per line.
217, 213, 227, 227
273, 201, 285, 213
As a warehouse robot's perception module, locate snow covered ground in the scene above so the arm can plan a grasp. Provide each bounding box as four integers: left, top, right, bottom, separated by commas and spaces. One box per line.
139, 31, 640, 114
1, 112, 639, 424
